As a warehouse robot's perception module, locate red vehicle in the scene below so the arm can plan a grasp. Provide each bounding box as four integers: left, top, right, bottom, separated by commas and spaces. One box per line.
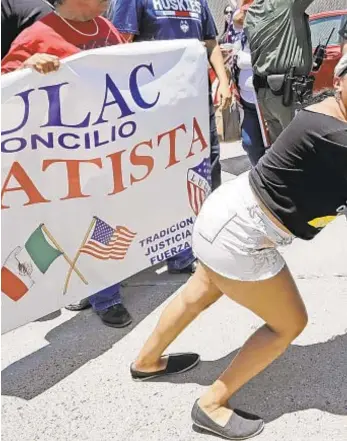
310, 10, 347, 91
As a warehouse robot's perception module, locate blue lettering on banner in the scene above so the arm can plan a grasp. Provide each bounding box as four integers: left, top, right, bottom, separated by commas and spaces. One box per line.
40, 82, 91, 128
1, 89, 35, 136
139, 217, 194, 265
1, 63, 159, 153
129, 64, 160, 109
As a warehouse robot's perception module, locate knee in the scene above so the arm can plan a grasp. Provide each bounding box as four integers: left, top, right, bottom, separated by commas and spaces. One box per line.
275, 310, 309, 344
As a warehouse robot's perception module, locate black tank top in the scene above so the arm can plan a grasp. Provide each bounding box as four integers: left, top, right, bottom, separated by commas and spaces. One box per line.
250, 109, 347, 240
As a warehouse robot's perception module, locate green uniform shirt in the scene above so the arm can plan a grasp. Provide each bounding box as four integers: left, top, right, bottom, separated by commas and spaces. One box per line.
244, 0, 315, 76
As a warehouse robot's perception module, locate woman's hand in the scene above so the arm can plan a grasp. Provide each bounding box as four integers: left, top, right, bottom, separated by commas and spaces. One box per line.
22, 54, 60, 74
218, 80, 233, 110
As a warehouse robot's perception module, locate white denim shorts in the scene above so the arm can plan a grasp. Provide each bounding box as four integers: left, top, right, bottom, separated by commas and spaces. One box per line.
192, 172, 294, 281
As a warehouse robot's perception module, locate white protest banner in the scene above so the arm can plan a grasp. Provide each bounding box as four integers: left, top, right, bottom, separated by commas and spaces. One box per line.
1, 40, 211, 334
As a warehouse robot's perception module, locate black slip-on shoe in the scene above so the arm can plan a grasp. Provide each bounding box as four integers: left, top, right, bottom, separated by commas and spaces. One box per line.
98, 304, 132, 328
65, 297, 91, 311
191, 400, 264, 440
130, 352, 200, 381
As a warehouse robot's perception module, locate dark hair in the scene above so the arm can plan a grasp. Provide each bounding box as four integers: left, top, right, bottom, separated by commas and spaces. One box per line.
223, 6, 233, 33
299, 89, 334, 109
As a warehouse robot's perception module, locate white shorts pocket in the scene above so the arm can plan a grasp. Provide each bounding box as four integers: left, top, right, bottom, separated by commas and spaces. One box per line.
194, 193, 237, 244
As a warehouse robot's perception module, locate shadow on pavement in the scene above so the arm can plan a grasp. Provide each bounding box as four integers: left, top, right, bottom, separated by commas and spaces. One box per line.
1, 267, 188, 401
35, 310, 62, 322
153, 333, 347, 423
220, 154, 251, 176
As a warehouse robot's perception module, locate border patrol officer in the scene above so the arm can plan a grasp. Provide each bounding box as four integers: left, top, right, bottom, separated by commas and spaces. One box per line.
244, 0, 315, 143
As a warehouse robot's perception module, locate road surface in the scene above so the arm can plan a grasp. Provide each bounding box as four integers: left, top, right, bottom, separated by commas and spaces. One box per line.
2, 142, 347, 441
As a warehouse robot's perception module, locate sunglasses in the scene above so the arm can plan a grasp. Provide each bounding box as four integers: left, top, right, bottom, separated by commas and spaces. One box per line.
225, 10, 233, 14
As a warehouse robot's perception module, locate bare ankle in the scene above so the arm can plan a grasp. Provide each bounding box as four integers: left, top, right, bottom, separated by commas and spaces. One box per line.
133, 356, 166, 372
198, 397, 223, 413
198, 399, 232, 426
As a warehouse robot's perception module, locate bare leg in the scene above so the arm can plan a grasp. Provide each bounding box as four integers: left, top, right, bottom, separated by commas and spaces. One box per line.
198, 264, 308, 426
134, 264, 222, 372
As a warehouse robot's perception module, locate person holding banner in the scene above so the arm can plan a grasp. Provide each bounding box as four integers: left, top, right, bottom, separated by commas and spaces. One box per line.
110, 0, 232, 274
130, 55, 347, 439
1, 0, 132, 329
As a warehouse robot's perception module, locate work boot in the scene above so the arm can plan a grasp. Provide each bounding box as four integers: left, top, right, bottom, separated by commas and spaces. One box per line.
98, 304, 132, 328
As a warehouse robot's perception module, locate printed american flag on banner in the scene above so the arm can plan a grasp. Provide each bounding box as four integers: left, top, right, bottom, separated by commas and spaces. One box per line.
80, 217, 136, 260
187, 159, 211, 216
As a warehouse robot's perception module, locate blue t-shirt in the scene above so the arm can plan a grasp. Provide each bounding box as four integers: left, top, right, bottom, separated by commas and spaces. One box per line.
111, 0, 217, 42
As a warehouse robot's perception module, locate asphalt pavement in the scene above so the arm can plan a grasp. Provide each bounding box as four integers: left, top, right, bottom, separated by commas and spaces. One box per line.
2, 142, 347, 441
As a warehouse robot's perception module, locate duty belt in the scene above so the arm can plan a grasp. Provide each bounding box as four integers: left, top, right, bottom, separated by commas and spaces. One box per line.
253, 73, 314, 104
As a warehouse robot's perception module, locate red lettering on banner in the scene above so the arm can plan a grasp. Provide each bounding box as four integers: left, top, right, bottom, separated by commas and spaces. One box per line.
157, 124, 187, 169
2, 118, 208, 209
1, 162, 50, 209
130, 140, 154, 185
186, 117, 208, 158
107, 150, 127, 194
42, 158, 102, 200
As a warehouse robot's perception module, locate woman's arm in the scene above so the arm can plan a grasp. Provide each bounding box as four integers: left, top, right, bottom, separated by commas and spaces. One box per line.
205, 39, 232, 109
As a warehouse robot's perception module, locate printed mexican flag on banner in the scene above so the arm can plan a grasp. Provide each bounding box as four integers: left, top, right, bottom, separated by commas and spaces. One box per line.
1, 225, 63, 301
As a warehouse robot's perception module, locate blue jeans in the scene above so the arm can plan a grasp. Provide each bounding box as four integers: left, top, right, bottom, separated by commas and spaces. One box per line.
89, 283, 121, 312
209, 92, 222, 191
240, 98, 266, 166
167, 94, 221, 271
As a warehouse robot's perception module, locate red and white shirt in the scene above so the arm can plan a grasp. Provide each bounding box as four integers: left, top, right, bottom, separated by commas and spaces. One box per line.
2, 12, 125, 73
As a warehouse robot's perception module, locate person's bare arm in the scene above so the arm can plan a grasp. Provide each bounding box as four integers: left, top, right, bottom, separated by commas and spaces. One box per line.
205, 39, 232, 109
